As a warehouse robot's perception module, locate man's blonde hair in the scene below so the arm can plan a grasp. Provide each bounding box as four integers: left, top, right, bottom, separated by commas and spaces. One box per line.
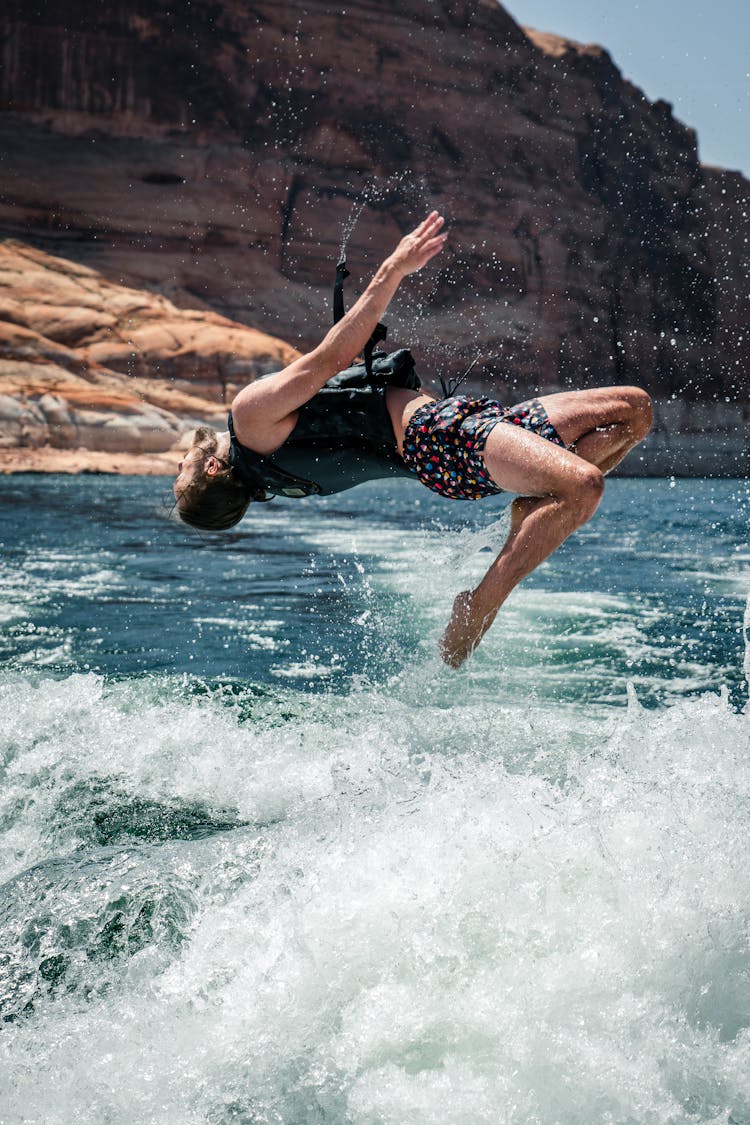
175, 429, 252, 531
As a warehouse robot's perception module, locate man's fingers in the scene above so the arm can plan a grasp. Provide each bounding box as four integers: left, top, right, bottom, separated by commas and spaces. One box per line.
393, 213, 446, 274
413, 211, 443, 239
422, 216, 444, 240
415, 210, 439, 231
411, 222, 445, 256
421, 213, 444, 238
422, 233, 448, 257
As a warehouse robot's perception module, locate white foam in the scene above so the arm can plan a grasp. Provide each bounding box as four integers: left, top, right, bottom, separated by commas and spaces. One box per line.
1, 671, 750, 1121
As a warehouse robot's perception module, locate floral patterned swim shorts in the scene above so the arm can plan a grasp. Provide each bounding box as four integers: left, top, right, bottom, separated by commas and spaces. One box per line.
401, 395, 567, 501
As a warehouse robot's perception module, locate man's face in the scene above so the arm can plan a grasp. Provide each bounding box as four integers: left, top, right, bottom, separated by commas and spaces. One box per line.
173, 445, 209, 499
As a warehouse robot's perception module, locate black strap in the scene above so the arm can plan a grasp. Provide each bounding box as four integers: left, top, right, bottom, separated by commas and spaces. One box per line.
227, 413, 321, 499
333, 259, 349, 324
364, 322, 388, 380
439, 355, 501, 399
333, 258, 387, 378
440, 355, 480, 399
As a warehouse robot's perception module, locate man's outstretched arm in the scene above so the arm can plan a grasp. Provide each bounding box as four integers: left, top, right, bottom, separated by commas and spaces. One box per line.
232, 212, 446, 452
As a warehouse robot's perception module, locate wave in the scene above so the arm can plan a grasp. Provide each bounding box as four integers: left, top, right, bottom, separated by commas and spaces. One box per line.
1, 664, 749, 1122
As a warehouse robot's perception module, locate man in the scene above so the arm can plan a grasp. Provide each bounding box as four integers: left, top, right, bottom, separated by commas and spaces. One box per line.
174, 213, 652, 666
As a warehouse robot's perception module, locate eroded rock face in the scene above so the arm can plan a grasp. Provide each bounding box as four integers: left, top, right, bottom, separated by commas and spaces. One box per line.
0, 0, 747, 469
0, 240, 297, 470
700, 167, 750, 399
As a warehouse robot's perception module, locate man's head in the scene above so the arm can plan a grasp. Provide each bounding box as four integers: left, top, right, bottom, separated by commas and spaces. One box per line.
173, 427, 252, 530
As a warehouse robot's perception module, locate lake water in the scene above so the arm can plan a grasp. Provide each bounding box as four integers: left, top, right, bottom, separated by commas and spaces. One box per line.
1, 475, 749, 1123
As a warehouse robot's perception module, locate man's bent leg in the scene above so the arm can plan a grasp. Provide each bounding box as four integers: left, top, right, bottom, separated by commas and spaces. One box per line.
538, 386, 653, 474
441, 425, 605, 667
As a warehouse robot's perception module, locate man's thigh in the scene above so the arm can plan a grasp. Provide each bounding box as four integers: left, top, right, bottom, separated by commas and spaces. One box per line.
535, 387, 641, 446
482, 419, 587, 496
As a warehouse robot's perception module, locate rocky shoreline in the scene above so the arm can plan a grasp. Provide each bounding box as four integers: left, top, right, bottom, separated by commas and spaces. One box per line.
0, 239, 298, 474
0, 447, 180, 475
625, 399, 749, 478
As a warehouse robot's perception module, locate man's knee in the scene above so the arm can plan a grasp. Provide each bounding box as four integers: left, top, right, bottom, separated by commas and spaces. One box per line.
563, 462, 604, 521
621, 386, 653, 439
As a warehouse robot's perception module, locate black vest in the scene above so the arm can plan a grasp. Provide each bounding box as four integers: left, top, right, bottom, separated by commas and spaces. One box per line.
228, 349, 420, 499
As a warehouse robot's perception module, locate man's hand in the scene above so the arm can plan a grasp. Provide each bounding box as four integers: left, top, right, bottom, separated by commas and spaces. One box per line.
386, 211, 447, 278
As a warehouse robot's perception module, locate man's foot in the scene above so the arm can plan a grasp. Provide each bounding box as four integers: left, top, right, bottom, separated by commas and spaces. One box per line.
440, 589, 494, 668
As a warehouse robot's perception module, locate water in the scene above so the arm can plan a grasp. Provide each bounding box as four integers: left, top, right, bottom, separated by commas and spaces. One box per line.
1, 475, 749, 1123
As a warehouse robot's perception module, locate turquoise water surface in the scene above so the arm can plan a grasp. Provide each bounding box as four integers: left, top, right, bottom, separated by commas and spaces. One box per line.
1, 475, 749, 1123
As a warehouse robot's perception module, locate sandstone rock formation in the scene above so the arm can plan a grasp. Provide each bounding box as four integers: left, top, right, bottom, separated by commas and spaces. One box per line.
0, 0, 747, 473
0, 240, 297, 472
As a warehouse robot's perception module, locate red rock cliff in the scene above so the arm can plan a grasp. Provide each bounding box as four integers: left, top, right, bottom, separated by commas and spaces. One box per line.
0, 239, 297, 472
0, 0, 747, 443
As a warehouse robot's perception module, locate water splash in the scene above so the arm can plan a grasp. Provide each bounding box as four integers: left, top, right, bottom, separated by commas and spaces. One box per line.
1, 669, 750, 1122
338, 193, 369, 263
744, 592, 750, 691
2, 477, 750, 1120
439, 506, 512, 571
337, 172, 435, 263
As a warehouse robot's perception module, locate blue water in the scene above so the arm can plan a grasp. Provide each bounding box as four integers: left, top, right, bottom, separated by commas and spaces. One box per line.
1, 475, 748, 703
1, 475, 750, 1123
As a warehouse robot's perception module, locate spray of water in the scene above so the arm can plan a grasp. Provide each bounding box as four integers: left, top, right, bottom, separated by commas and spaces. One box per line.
744, 593, 750, 688
1, 666, 750, 1123
2, 477, 749, 1121
337, 172, 436, 263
